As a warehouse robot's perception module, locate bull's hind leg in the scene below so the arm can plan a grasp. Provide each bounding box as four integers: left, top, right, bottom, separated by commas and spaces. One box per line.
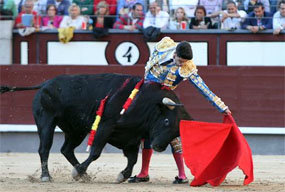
117, 147, 139, 183
35, 113, 56, 182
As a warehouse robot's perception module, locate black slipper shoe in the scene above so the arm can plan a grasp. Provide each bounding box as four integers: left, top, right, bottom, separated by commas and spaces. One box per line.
128, 175, 150, 183
173, 176, 189, 184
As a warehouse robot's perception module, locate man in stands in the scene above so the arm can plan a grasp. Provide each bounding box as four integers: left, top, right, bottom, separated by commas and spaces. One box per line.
273, 0, 285, 34
210, 1, 247, 30
15, 0, 40, 29
143, 1, 169, 29
117, 0, 145, 17
242, 2, 272, 33
113, 2, 144, 31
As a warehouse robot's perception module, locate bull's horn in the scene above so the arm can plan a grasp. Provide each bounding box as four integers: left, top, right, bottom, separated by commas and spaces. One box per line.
162, 98, 183, 110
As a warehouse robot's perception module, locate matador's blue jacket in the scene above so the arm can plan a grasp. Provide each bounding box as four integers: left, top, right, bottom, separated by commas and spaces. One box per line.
144, 37, 228, 113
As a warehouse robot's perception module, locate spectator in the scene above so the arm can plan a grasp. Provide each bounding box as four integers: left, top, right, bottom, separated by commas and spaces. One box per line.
210, 1, 247, 30
222, 0, 244, 10
244, 0, 271, 13
18, 0, 47, 15
0, 0, 17, 17
73, 0, 93, 15
168, 0, 199, 18
47, 0, 70, 15
189, 5, 212, 29
117, 0, 145, 16
168, 7, 189, 30
93, 1, 114, 28
42, 4, 62, 29
113, 2, 144, 30
199, 0, 223, 15
148, 0, 169, 12
60, 3, 86, 29
242, 2, 273, 33
273, 0, 285, 34
15, 0, 41, 29
199, 0, 223, 28
94, 0, 117, 15
143, 1, 169, 29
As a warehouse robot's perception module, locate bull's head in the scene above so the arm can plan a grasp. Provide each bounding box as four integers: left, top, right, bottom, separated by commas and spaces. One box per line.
149, 94, 192, 152
117, 83, 192, 153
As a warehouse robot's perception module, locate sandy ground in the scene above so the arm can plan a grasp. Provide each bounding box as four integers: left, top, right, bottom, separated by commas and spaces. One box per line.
0, 153, 284, 192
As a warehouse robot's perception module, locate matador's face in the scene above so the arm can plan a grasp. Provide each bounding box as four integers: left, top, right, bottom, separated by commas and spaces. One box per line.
173, 53, 189, 67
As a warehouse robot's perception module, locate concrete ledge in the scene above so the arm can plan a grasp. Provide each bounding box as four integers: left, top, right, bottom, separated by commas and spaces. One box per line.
1, 124, 285, 135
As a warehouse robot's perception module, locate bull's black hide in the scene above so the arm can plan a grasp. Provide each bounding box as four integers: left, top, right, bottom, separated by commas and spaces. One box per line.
1, 73, 192, 183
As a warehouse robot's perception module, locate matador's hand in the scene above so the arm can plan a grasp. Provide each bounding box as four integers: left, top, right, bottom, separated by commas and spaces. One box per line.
224, 108, 232, 115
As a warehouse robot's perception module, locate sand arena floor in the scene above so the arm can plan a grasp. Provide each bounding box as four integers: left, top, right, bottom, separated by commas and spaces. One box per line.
0, 153, 284, 192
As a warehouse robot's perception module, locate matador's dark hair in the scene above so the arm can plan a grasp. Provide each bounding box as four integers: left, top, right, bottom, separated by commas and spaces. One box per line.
176, 41, 193, 60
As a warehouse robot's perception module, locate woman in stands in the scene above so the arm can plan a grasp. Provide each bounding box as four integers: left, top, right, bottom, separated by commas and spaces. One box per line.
59, 3, 86, 30
189, 5, 212, 29
168, 7, 189, 30
92, 1, 115, 28
42, 4, 62, 29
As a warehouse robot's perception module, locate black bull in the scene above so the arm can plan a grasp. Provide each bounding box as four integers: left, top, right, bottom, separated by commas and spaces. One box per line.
1, 73, 192, 183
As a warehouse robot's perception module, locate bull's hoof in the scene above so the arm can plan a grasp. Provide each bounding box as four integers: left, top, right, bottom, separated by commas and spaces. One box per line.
79, 173, 91, 182
41, 176, 51, 182
116, 172, 127, 183
72, 166, 90, 182
72, 167, 81, 180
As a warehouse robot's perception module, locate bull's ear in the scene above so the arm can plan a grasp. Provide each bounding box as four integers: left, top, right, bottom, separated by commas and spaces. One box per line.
162, 98, 183, 110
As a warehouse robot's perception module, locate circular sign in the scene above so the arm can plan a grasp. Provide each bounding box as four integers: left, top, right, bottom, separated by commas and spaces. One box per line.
115, 42, 140, 65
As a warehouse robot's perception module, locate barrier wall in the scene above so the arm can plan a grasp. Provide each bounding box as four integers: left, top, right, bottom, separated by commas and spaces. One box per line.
12, 29, 285, 66
1, 65, 284, 128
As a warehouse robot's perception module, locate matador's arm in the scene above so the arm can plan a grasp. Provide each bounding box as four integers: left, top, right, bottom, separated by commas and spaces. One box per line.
178, 60, 228, 113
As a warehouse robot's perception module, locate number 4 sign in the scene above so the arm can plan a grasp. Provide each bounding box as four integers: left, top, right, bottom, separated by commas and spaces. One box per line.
115, 42, 140, 65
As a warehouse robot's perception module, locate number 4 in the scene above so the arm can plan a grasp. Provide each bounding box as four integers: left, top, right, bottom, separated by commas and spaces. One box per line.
123, 46, 132, 62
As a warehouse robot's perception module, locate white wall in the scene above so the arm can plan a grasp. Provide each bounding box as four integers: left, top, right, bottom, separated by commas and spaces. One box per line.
48, 42, 109, 65
227, 42, 285, 66
15, 40, 285, 66
0, 21, 13, 65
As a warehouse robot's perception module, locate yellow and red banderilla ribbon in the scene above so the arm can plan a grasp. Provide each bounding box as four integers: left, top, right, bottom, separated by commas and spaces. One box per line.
86, 78, 144, 151
86, 95, 109, 152
120, 79, 144, 115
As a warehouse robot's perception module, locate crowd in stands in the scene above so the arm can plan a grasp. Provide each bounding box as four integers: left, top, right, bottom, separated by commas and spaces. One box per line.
0, 0, 284, 35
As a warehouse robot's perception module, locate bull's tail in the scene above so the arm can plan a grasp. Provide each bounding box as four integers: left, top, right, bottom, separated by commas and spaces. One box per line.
0, 84, 42, 94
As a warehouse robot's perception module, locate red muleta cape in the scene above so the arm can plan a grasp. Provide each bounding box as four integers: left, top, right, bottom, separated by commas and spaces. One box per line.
180, 114, 254, 187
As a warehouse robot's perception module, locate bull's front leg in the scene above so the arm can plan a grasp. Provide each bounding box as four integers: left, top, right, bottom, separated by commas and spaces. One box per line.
117, 147, 139, 183
72, 123, 114, 180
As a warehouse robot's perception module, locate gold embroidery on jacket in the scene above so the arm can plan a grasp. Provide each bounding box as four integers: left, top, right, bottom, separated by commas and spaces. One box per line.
163, 66, 178, 89
170, 66, 178, 73
179, 60, 197, 78
166, 73, 176, 81
156, 37, 177, 52
150, 68, 160, 78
